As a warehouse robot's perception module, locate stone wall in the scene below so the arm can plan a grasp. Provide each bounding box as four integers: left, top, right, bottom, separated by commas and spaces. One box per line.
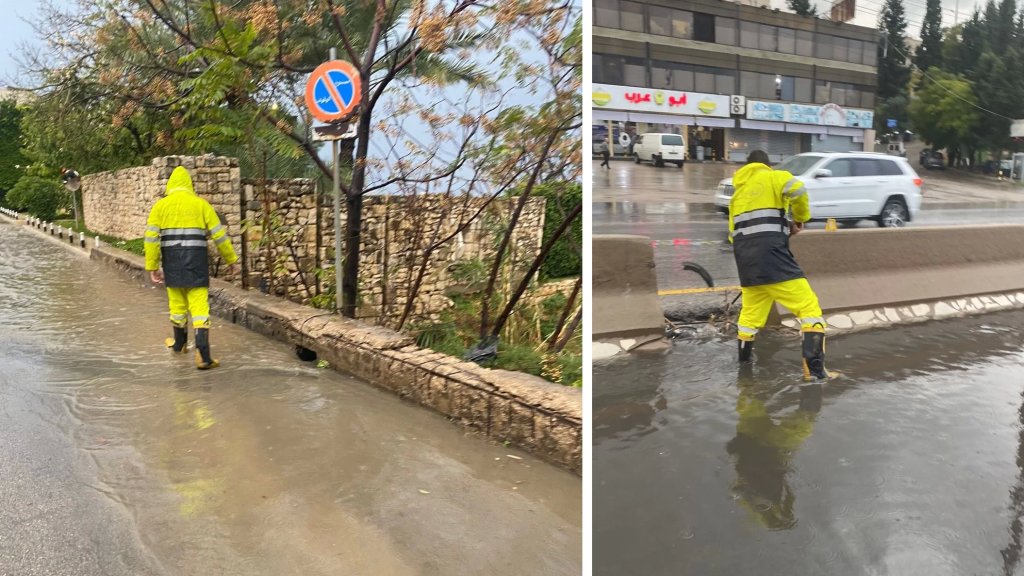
82, 155, 244, 284
81, 156, 548, 324
242, 178, 546, 323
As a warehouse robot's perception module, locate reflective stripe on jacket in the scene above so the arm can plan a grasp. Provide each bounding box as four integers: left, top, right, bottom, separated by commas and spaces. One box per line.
728, 163, 808, 287
144, 166, 238, 288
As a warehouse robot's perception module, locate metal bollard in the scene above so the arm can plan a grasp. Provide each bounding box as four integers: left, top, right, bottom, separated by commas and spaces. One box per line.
95, 236, 101, 248
80, 232, 85, 248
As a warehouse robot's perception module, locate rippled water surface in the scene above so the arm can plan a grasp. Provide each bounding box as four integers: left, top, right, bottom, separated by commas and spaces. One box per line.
0, 221, 581, 575
594, 311, 1024, 576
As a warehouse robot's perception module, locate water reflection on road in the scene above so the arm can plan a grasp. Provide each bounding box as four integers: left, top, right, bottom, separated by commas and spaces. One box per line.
0, 220, 581, 575
594, 316, 1024, 575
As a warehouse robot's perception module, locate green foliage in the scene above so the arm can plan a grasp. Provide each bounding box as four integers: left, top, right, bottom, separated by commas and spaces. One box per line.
786, 0, 817, 17
535, 181, 582, 280
0, 100, 27, 200
915, 0, 944, 74
877, 0, 912, 101
910, 72, 979, 153
6, 175, 66, 220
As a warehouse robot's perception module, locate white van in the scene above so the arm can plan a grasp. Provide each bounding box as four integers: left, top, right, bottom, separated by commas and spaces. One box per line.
633, 133, 686, 167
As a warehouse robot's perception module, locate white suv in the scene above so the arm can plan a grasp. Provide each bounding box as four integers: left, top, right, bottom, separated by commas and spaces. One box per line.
713, 152, 923, 227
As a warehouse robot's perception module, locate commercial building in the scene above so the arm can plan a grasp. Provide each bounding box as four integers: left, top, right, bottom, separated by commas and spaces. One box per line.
592, 0, 879, 162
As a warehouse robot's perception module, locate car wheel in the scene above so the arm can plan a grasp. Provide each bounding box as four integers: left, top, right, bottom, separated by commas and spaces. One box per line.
877, 198, 908, 228
676, 161, 685, 168
635, 154, 641, 164
654, 155, 664, 167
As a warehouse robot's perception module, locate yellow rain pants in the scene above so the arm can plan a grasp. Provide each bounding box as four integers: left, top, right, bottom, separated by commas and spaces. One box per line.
736, 277, 825, 341
166, 287, 211, 329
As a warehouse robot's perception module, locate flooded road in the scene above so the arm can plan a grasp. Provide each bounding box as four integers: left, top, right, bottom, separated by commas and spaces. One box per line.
594, 314, 1024, 575
0, 220, 581, 575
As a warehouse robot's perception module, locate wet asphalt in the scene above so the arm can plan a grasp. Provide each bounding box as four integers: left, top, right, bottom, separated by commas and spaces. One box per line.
0, 218, 581, 575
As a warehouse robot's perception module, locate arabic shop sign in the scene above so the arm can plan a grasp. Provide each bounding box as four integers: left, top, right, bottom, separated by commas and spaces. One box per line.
747, 100, 874, 128
591, 84, 730, 118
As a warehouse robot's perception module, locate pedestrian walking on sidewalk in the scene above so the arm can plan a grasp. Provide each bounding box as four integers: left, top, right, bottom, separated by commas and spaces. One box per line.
144, 166, 239, 370
600, 137, 611, 169
729, 150, 832, 380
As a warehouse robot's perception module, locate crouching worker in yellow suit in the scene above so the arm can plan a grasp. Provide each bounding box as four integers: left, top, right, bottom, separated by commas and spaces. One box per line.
729, 150, 832, 380
144, 166, 238, 369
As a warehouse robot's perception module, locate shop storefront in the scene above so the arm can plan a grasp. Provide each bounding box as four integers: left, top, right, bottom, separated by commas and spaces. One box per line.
592, 85, 875, 162
592, 84, 732, 158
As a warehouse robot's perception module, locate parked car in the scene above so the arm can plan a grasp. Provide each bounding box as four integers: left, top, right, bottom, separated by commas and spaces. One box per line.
922, 150, 945, 170
633, 133, 686, 167
713, 152, 923, 228
919, 148, 931, 166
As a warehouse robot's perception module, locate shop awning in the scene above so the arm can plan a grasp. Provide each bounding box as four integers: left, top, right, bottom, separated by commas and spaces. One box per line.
626, 112, 694, 125
740, 119, 784, 131
695, 117, 736, 128
593, 109, 628, 121
827, 126, 865, 137
785, 123, 828, 134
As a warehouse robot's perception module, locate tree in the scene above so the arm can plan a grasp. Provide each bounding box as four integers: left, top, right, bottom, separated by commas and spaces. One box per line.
915, 0, 944, 73
0, 100, 27, 203
787, 0, 817, 17
877, 0, 912, 100
909, 71, 979, 153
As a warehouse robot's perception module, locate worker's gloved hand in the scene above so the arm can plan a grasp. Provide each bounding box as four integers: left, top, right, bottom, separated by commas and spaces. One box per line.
150, 270, 165, 285
790, 221, 805, 236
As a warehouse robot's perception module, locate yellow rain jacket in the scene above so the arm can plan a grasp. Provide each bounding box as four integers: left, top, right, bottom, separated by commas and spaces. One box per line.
144, 167, 238, 288
728, 163, 810, 287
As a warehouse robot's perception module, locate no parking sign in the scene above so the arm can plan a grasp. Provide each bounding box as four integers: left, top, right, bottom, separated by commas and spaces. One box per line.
304, 60, 362, 123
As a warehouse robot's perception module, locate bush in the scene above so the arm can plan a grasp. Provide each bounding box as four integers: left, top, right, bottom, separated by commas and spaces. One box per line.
535, 181, 582, 280
6, 175, 66, 221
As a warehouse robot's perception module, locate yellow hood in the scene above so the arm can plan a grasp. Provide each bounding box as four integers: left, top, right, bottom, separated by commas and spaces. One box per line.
732, 162, 772, 189
166, 166, 195, 195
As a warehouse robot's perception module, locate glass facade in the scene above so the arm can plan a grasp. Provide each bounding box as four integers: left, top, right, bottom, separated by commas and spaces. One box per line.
592, 0, 878, 107
593, 0, 877, 66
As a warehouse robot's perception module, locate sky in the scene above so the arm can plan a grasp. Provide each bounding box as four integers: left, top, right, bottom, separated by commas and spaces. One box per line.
0, 0, 48, 88
787, 0, 990, 38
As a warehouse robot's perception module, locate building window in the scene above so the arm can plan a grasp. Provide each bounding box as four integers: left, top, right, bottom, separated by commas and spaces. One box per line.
740, 21, 759, 49
649, 5, 671, 36
759, 24, 777, 52
816, 34, 834, 60
672, 10, 693, 39
620, 1, 645, 32
796, 30, 814, 56
695, 69, 715, 92
716, 17, 736, 46
624, 62, 646, 86
594, 0, 619, 28
795, 77, 812, 102
833, 37, 848, 62
848, 39, 862, 64
861, 90, 875, 108
716, 71, 736, 94
673, 68, 695, 91
596, 54, 624, 85
694, 13, 714, 42
740, 71, 758, 98
863, 41, 876, 65
780, 76, 795, 100
832, 83, 847, 106
778, 27, 796, 54
815, 80, 830, 103
759, 73, 777, 99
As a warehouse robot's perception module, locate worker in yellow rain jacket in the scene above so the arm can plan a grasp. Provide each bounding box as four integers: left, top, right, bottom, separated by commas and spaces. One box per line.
729, 150, 831, 380
144, 166, 238, 369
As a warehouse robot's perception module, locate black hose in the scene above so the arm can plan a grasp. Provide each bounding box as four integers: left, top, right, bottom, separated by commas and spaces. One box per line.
681, 262, 714, 287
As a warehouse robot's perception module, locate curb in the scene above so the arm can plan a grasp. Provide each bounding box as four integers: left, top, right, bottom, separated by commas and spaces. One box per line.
1, 211, 582, 475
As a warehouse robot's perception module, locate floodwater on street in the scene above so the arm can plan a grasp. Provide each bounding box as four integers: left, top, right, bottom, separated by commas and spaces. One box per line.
0, 219, 581, 575
594, 312, 1024, 575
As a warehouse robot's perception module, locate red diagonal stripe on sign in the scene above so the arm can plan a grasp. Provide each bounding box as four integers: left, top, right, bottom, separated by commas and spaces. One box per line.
320, 69, 348, 116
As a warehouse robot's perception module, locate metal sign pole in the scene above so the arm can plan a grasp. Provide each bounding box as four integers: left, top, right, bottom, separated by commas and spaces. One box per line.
329, 46, 343, 313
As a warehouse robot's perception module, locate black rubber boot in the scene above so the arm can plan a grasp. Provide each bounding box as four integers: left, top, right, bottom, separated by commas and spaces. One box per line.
738, 339, 754, 363
194, 328, 219, 370
165, 325, 188, 353
802, 332, 828, 380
